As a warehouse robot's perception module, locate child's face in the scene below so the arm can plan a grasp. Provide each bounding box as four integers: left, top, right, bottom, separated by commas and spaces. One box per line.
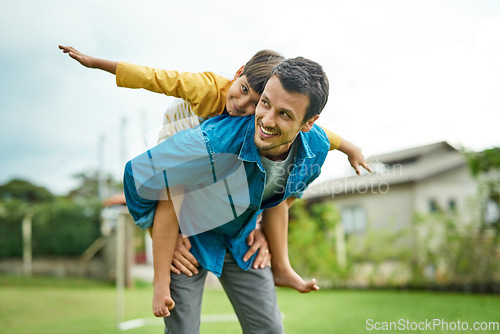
226, 74, 261, 117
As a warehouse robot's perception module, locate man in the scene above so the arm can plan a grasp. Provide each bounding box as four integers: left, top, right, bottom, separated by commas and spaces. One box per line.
124, 56, 330, 333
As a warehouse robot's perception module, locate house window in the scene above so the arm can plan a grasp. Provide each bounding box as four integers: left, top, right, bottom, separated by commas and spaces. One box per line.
484, 200, 499, 224
341, 206, 366, 234
428, 199, 439, 213
448, 199, 456, 212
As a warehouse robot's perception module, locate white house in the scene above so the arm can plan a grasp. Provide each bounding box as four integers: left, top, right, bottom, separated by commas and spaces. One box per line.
303, 141, 478, 236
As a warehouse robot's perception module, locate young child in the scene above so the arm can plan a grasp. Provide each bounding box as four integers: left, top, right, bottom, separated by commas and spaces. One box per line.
59, 45, 371, 317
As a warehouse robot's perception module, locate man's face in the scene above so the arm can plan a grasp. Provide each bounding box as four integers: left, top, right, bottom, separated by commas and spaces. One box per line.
225, 74, 261, 117
254, 75, 318, 161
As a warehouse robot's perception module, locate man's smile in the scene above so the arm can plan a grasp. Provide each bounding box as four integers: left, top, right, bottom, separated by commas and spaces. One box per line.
258, 124, 279, 138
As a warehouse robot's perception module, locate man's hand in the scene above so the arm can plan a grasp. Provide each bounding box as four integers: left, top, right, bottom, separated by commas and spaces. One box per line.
170, 224, 271, 274
171, 234, 200, 276
243, 223, 271, 269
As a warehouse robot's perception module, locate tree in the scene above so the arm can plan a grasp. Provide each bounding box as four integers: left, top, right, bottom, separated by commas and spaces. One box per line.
468, 147, 500, 178
466, 147, 500, 289
0, 173, 108, 258
288, 200, 347, 286
67, 171, 122, 202
0, 179, 54, 259
0, 179, 54, 203
467, 147, 500, 227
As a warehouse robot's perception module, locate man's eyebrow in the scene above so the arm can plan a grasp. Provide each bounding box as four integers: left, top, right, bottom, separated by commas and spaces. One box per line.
261, 93, 297, 117
282, 108, 297, 119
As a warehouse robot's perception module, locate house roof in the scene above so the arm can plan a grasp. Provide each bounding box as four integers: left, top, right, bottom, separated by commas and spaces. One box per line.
303, 141, 468, 200
367, 141, 457, 165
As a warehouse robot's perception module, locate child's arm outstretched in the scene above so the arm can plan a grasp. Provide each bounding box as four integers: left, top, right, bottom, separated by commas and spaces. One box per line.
261, 199, 319, 293
59, 45, 117, 74
320, 126, 372, 175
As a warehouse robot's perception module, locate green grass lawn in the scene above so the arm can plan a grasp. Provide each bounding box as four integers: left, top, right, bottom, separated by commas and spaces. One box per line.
1, 275, 499, 334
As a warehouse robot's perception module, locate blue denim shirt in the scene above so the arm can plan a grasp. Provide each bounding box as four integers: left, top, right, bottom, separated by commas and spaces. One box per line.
123, 114, 329, 276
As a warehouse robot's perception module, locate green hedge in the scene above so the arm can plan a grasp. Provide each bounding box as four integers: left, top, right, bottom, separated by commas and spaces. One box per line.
0, 200, 25, 257
0, 199, 101, 257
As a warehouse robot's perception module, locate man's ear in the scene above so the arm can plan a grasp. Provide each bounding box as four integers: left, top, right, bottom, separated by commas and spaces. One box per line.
234, 66, 244, 79
300, 115, 319, 133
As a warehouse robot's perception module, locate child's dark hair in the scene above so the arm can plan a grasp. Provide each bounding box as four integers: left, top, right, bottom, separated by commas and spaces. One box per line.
241, 50, 284, 95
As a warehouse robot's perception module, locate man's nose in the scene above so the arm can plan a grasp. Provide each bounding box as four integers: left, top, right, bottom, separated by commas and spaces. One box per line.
260, 108, 276, 127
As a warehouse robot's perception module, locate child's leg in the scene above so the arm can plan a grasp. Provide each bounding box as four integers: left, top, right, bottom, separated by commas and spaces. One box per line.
262, 199, 319, 293
151, 198, 180, 317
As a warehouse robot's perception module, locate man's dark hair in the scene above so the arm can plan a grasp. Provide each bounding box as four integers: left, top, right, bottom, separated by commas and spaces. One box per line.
268, 57, 329, 122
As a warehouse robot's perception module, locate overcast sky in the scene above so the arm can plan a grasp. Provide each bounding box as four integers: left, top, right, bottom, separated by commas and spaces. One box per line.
1, 0, 499, 195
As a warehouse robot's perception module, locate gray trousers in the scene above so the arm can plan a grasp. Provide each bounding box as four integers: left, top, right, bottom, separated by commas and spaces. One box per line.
164, 252, 284, 334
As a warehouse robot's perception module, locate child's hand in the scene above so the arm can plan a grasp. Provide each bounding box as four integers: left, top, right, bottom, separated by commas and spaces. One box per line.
337, 139, 373, 175
58, 45, 96, 68
348, 149, 372, 175
59, 45, 117, 74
